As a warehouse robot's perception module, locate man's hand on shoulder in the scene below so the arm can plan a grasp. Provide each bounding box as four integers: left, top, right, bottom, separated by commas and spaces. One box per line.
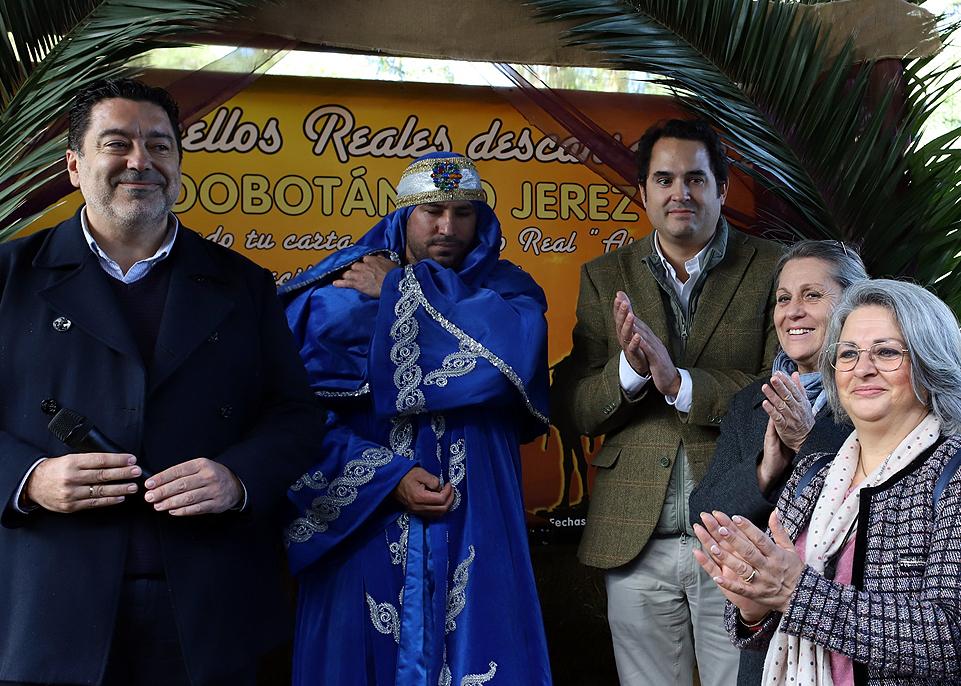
145, 458, 242, 515
393, 466, 454, 519
24, 453, 141, 512
332, 255, 399, 298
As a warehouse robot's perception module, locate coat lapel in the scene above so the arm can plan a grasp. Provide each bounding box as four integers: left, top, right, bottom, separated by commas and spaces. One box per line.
686, 233, 756, 363
149, 229, 234, 394
616, 238, 670, 343
36, 216, 141, 362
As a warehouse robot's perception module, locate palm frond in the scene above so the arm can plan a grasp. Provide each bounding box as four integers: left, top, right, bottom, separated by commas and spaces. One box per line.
529, 0, 961, 309
0, 0, 260, 242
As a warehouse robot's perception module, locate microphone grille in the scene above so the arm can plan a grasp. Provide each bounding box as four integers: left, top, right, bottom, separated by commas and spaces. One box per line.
47, 407, 87, 444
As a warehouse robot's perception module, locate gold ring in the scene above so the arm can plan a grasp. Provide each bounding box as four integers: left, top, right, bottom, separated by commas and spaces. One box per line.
781, 395, 791, 402
742, 568, 758, 583
88, 485, 95, 498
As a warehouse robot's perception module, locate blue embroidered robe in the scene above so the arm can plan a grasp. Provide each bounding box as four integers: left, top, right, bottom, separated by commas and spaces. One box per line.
281, 201, 553, 686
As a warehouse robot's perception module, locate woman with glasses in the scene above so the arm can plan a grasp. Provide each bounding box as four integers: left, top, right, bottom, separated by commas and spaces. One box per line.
689, 240, 867, 684
694, 279, 961, 685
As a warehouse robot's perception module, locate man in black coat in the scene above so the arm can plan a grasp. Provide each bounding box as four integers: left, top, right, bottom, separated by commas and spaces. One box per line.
0, 79, 322, 686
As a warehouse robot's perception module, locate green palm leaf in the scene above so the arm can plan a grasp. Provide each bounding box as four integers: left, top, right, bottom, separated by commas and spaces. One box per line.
0, 0, 259, 242
529, 0, 961, 309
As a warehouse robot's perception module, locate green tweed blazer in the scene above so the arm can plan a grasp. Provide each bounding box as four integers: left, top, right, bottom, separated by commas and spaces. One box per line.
552, 227, 782, 569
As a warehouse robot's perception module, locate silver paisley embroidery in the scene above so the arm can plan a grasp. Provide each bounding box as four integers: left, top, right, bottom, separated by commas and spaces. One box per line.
365, 593, 400, 643
290, 469, 327, 492
285, 447, 392, 544
389, 416, 414, 460
432, 413, 447, 486
446, 545, 476, 633
440, 659, 497, 686
391, 267, 426, 415
462, 663, 498, 685
401, 268, 547, 425
314, 383, 369, 398
424, 340, 479, 387
449, 438, 466, 510
388, 513, 410, 568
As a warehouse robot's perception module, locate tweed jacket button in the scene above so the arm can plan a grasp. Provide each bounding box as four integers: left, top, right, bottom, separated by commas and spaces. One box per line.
659, 456, 671, 468
219, 404, 233, 419
207, 331, 219, 343
51, 316, 72, 332
40, 398, 59, 415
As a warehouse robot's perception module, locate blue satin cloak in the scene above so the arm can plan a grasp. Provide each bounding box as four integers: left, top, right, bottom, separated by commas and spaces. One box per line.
285, 256, 552, 686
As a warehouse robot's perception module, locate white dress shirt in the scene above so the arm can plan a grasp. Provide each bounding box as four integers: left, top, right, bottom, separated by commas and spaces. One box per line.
618, 232, 713, 413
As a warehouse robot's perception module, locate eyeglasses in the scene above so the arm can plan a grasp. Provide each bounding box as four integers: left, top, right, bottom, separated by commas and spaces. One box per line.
828, 342, 909, 372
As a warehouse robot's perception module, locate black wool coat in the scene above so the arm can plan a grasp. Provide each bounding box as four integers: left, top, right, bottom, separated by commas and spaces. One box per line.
0, 212, 323, 686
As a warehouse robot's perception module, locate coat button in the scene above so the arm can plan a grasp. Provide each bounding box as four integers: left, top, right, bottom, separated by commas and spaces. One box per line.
207, 331, 219, 343
52, 316, 72, 332
219, 404, 233, 419
40, 398, 60, 415
659, 456, 671, 468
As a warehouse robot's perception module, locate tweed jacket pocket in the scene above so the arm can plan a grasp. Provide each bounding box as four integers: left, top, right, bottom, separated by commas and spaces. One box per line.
592, 445, 621, 469
895, 554, 928, 587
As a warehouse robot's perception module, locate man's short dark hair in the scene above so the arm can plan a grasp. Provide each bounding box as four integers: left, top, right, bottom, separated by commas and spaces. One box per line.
635, 119, 728, 190
68, 78, 182, 157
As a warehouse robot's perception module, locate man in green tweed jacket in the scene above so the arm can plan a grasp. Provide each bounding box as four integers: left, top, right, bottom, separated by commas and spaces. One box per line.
552, 119, 781, 686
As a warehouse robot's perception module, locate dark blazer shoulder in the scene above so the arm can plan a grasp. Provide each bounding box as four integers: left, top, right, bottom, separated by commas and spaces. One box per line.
0, 216, 76, 264
175, 224, 274, 286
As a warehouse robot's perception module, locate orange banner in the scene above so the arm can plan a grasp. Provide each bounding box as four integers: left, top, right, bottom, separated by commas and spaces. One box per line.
39, 75, 755, 533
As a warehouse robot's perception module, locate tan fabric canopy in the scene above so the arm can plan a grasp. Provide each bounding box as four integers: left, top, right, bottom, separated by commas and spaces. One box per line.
222, 0, 940, 67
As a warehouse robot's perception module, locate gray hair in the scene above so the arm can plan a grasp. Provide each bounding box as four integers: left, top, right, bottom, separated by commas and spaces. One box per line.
819, 279, 961, 433
773, 240, 868, 291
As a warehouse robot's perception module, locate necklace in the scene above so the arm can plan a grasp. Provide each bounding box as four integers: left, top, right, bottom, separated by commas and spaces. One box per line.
857, 448, 896, 483
856, 454, 867, 479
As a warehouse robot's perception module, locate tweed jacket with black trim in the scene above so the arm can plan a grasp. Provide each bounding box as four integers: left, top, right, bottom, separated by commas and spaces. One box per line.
727, 434, 961, 685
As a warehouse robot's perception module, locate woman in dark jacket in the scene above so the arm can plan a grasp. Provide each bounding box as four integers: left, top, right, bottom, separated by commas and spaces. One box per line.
695, 280, 961, 685
691, 240, 867, 528
690, 240, 867, 685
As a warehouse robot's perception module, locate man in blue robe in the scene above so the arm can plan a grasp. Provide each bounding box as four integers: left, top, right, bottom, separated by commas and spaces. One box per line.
281, 153, 553, 686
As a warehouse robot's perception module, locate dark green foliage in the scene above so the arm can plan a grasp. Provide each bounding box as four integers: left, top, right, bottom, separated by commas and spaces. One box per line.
0, 0, 257, 241
531, 0, 961, 310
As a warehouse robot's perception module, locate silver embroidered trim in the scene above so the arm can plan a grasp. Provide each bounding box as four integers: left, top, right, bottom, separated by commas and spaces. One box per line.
424, 341, 479, 387
389, 416, 414, 460
441, 660, 498, 686
401, 268, 548, 425
314, 383, 369, 398
290, 469, 327, 492
365, 592, 400, 643
449, 438, 466, 510
446, 545, 475, 634
389, 513, 410, 568
285, 447, 393, 544
462, 663, 498, 685
431, 413, 446, 438
432, 413, 447, 486
391, 267, 426, 415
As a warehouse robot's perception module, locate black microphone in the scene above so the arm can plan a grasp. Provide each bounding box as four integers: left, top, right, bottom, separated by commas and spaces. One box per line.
46, 406, 153, 480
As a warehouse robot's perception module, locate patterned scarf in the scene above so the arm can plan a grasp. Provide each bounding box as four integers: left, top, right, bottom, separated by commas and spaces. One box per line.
771, 349, 827, 414
762, 413, 941, 685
